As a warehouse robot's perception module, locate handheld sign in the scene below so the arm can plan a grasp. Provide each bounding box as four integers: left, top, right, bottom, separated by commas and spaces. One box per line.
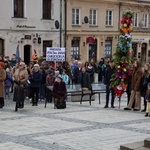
46, 47, 65, 62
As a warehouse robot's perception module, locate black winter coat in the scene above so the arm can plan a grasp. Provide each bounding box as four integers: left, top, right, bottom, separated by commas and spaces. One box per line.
104, 66, 115, 85
140, 73, 150, 97
86, 67, 95, 83
29, 71, 42, 88
77, 72, 91, 89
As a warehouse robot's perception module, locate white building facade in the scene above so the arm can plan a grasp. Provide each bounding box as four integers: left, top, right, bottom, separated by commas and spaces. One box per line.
0, 0, 62, 65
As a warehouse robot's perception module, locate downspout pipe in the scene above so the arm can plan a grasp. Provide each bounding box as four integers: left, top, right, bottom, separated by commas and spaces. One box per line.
64, 0, 67, 61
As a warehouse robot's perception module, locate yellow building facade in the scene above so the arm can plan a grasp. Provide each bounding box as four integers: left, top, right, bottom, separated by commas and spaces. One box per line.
65, 0, 150, 63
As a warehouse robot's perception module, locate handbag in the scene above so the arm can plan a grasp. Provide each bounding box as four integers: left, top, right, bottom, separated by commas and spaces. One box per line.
25, 80, 31, 88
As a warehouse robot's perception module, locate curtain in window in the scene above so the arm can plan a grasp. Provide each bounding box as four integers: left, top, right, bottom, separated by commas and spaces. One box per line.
14, 0, 24, 18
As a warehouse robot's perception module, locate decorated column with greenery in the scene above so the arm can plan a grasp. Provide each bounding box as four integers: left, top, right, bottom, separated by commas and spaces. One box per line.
110, 11, 133, 96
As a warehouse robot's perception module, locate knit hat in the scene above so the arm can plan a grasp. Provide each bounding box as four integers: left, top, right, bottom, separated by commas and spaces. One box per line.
34, 64, 40, 67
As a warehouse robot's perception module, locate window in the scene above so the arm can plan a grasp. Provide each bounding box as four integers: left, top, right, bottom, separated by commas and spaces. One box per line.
133, 13, 138, 27
43, 0, 52, 19
72, 8, 80, 25
104, 40, 112, 57
141, 14, 149, 28
89, 9, 97, 26
71, 38, 80, 59
106, 10, 113, 26
14, 0, 24, 18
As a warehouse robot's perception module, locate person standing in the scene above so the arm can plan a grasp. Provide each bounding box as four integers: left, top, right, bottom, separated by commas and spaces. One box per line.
0, 55, 4, 62
86, 62, 95, 83
0, 62, 6, 108
46, 70, 55, 103
39, 67, 46, 101
140, 63, 150, 112
104, 60, 115, 108
98, 58, 106, 83
29, 64, 42, 106
124, 60, 143, 111
13, 62, 28, 108
77, 66, 91, 90
145, 83, 150, 117
5, 68, 13, 98
10, 54, 17, 68
61, 70, 70, 85
74, 61, 82, 84
70, 58, 78, 84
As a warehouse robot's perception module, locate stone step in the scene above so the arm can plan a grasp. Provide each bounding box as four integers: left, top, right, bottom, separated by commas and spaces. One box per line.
136, 147, 150, 150
144, 138, 150, 149
120, 141, 144, 150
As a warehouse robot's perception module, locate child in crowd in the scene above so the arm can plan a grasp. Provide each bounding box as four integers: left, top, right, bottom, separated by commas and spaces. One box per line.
61, 70, 69, 85
5, 68, 13, 98
145, 83, 150, 117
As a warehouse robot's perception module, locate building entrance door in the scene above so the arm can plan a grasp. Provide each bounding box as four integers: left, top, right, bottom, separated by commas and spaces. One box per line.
89, 39, 97, 61
24, 45, 31, 65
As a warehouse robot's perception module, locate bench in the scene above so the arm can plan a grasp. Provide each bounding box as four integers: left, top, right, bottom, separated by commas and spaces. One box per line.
80, 83, 106, 105
65, 84, 83, 101
45, 83, 106, 107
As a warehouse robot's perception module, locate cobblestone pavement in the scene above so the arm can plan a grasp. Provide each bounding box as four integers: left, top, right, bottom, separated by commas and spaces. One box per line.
0, 92, 150, 150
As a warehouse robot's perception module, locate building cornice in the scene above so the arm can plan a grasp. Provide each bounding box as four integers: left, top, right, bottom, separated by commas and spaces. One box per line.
69, 0, 119, 4
119, 0, 150, 5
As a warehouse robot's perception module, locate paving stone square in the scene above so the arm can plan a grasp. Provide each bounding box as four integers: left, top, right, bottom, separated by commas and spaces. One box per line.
0, 93, 149, 150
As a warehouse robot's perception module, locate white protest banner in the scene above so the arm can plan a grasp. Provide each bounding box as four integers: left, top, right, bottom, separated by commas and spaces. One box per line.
46, 47, 65, 61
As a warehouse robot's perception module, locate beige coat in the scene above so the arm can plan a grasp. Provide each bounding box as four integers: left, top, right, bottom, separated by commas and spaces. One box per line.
128, 68, 143, 110
13, 68, 28, 87
0, 69, 6, 97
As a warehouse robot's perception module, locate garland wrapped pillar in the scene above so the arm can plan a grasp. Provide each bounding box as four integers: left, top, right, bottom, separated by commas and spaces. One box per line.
110, 11, 133, 97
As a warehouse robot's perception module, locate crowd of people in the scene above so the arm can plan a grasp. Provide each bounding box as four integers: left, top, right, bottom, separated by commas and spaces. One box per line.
0, 54, 150, 116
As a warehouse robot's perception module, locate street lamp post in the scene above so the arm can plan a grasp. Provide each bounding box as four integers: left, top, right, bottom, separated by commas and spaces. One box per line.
60, 0, 62, 47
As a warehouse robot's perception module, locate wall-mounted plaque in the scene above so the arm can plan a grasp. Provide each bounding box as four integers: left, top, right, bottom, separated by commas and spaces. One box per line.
24, 35, 31, 39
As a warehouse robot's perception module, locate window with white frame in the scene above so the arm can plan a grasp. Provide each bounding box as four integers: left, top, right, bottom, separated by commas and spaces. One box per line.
89, 9, 97, 26
72, 8, 80, 25
106, 10, 113, 26
141, 14, 149, 28
71, 38, 80, 60
133, 13, 138, 27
